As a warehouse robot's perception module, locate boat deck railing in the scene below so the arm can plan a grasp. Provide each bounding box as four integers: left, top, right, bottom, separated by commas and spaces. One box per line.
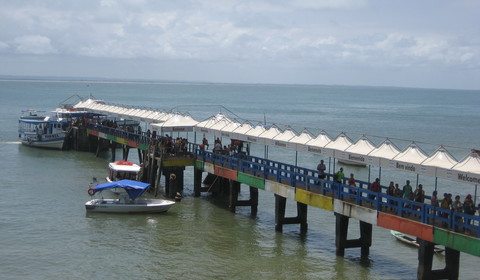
195, 148, 480, 238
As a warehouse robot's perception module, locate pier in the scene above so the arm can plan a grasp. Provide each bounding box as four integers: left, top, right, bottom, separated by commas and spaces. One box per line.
69, 98, 479, 280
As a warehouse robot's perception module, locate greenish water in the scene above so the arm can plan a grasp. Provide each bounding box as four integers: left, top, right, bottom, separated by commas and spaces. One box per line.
0, 79, 479, 280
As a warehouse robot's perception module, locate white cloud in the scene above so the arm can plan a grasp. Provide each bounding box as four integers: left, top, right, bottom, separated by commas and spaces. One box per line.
0, 0, 478, 89
14, 35, 56, 55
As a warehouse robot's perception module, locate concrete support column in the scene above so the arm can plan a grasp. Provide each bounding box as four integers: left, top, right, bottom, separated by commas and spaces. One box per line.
250, 186, 258, 216
275, 194, 286, 232
335, 213, 372, 258
274, 194, 308, 233
418, 239, 460, 280
110, 141, 116, 162
228, 180, 241, 212
194, 169, 203, 197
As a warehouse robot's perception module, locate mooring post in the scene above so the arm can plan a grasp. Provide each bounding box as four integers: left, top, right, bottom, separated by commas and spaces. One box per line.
137, 149, 143, 163
229, 180, 240, 212
122, 145, 130, 161
275, 194, 287, 232
194, 169, 202, 197
250, 186, 258, 216
110, 141, 116, 162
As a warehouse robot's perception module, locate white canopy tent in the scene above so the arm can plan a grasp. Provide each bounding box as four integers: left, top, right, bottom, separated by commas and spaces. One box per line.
243, 123, 267, 144
150, 114, 198, 133
289, 129, 314, 152
231, 122, 255, 142
257, 125, 282, 146
389, 142, 428, 175
339, 136, 376, 165
367, 139, 401, 167
217, 120, 243, 139
74, 98, 480, 193
195, 113, 232, 135
325, 133, 353, 158
304, 131, 332, 155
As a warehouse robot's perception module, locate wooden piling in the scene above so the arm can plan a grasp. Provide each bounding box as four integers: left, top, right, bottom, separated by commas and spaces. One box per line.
417, 239, 459, 280
274, 194, 308, 233
335, 213, 372, 258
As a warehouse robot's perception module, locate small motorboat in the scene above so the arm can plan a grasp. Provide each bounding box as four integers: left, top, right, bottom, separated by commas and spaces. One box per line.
85, 179, 175, 214
390, 230, 444, 254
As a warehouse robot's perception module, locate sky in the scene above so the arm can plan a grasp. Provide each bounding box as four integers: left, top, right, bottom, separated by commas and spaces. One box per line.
0, 0, 479, 90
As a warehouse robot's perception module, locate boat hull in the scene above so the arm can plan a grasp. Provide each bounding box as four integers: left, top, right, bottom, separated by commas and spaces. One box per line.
20, 138, 65, 149
85, 198, 175, 213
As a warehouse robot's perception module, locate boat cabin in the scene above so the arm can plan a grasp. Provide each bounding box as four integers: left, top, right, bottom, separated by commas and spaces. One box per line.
107, 161, 141, 182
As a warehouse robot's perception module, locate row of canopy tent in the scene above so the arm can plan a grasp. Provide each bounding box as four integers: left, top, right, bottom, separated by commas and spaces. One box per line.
74, 98, 480, 187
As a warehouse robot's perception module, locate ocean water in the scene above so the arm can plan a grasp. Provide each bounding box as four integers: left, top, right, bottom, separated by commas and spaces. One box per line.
0, 79, 479, 280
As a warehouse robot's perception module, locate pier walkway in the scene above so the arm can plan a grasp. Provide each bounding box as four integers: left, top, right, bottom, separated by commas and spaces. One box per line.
84, 122, 480, 253
73, 98, 480, 280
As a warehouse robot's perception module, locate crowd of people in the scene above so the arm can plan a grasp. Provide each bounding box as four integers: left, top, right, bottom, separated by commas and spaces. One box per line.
200, 137, 244, 156
317, 160, 479, 230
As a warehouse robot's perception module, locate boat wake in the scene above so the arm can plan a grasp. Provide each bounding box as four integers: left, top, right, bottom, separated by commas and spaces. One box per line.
2, 141, 21, 145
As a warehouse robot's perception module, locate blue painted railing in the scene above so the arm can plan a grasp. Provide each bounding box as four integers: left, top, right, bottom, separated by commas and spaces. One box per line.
83, 123, 480, 238
196, 149, 480, 238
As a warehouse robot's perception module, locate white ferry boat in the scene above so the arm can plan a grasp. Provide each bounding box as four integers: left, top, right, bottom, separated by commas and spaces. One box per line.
18, 110, 66, 149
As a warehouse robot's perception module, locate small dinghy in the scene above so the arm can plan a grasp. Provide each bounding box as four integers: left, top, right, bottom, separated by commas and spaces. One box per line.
390, 230, 444, 254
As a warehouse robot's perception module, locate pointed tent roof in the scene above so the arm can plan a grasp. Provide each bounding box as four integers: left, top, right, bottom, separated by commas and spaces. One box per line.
272, 127, 297, 149
422, 146, 458, 169
345, 136, 375, 155
325, 133, 353, 158
394, 142, 429, 164
243, 123, 267, 144
150, 114, 198, 132
258, 125, 282, 145
231, 122, 254, 141
305, 131, 332, 155
290, 129, 314, 151
453, 151, 480, 174
368, 138, 401, 166
340, 136, 376, 165
195, 114, 222, 134
217, 120, 242, 139
388, 142, 428, 174
208, 117, 233, 137
448, 151, 480, 185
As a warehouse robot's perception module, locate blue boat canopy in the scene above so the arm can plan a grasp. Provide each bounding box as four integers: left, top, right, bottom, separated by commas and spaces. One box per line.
91, 179, 150, 200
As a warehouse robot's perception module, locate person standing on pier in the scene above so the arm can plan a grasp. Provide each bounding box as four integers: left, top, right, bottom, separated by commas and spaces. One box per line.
369, 178, 380, 201
316, 160, 326, 185
333, 167, 344, 190
335, 168, 344, 183
202, 137, 209, 149
402, 180, 413, 200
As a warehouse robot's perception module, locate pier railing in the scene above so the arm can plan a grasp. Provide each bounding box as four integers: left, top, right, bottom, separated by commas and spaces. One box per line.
196, 148, 480, 238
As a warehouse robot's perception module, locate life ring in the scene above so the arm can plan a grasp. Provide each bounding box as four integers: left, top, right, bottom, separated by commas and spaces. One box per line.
88, 188, 96, 196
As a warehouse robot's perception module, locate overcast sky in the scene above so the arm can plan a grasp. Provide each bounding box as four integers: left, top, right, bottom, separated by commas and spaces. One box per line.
0, 0, 479, 89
